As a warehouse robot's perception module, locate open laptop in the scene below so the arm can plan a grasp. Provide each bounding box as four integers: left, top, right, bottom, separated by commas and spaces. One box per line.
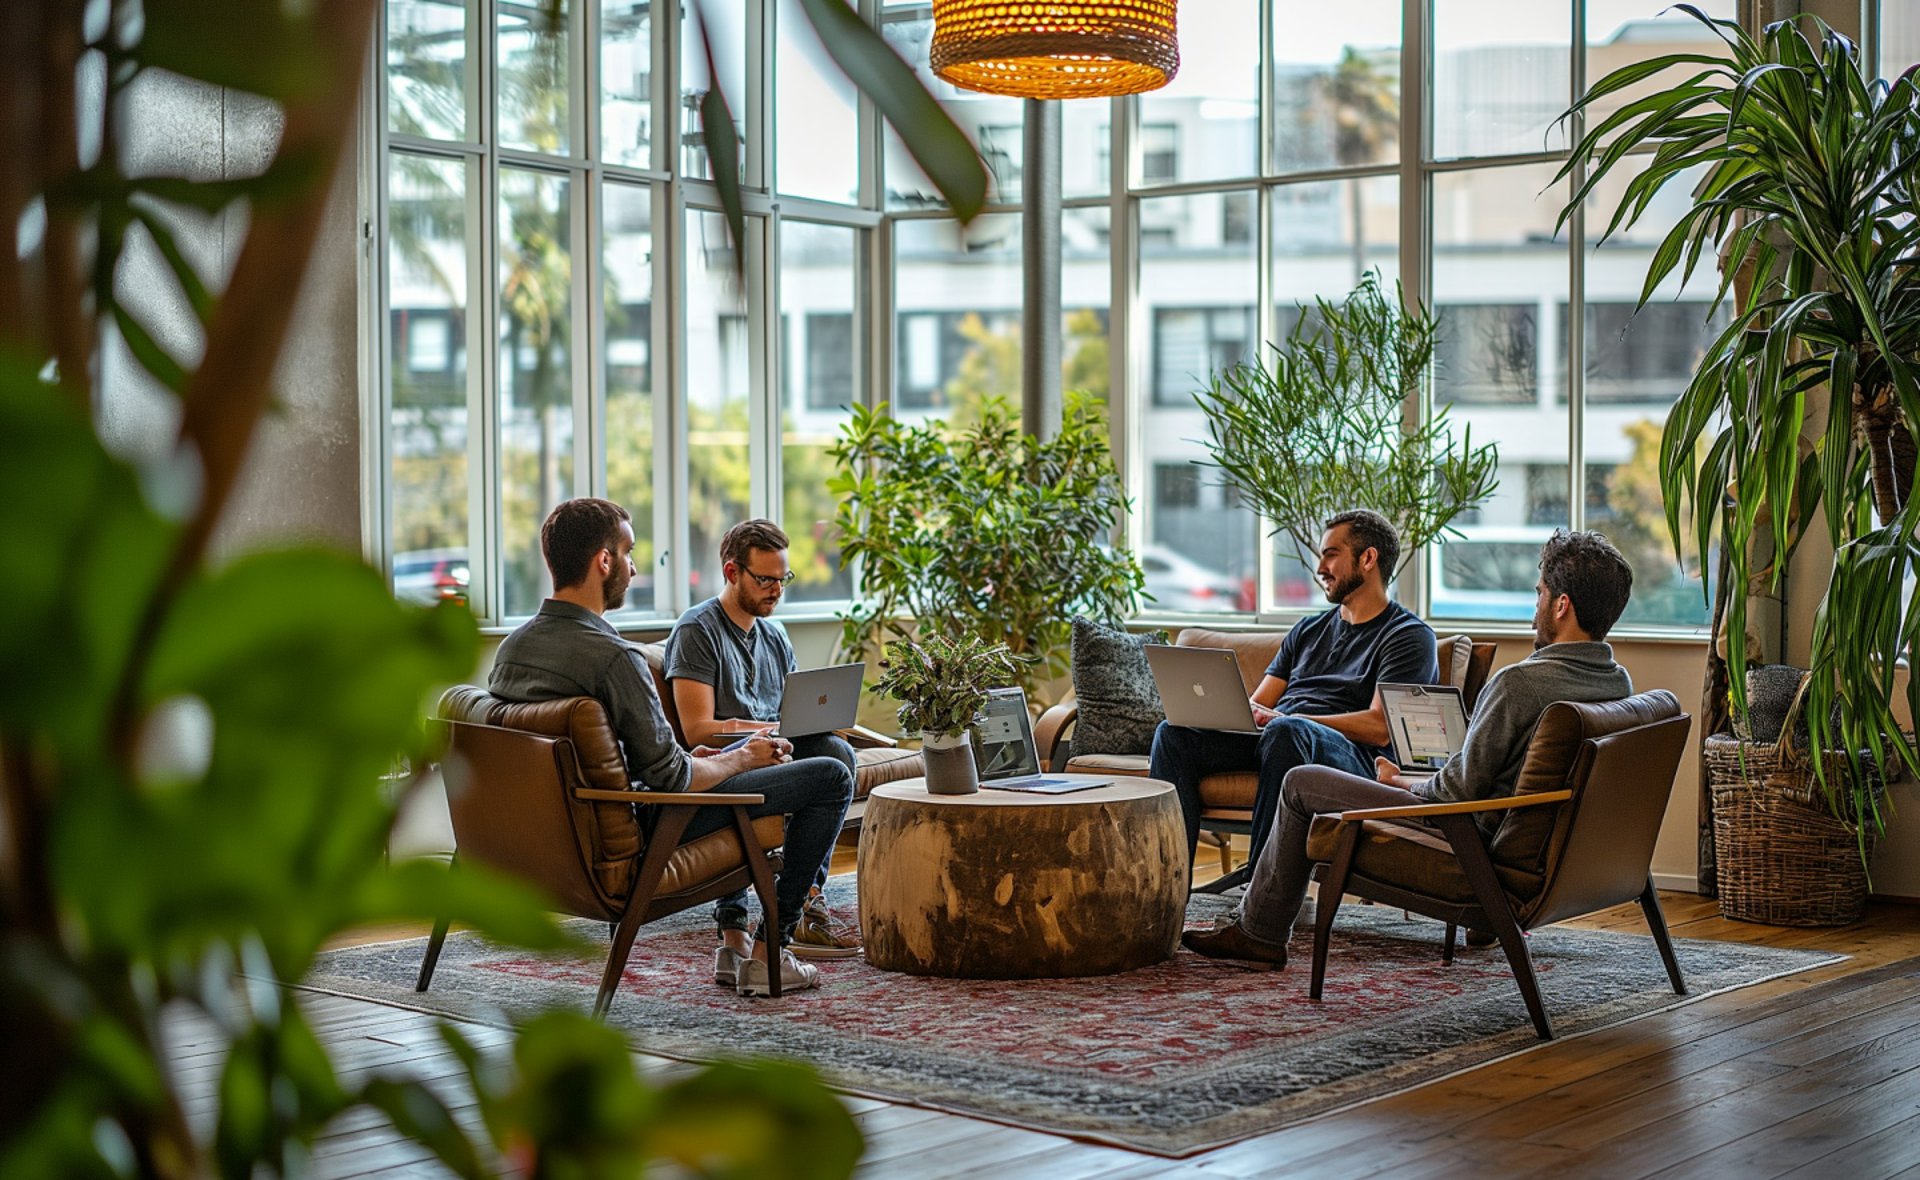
1378, 682, 1470, 773
1145, 645, 1264, 734
721, 662, 865, 739
971, 687, 1109, 793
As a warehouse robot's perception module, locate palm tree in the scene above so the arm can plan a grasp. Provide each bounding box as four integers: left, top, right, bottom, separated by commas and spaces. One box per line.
1320, 47, 1399, 284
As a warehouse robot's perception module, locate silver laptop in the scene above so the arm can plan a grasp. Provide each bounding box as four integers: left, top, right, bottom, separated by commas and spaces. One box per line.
1146, 645, 1263, 734
773, 663, 866, 738
1379, 682, 1470, 772
971, 687, 1108, 793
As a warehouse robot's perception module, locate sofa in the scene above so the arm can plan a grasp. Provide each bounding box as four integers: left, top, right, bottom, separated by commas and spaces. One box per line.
1033, 628, 1496, 887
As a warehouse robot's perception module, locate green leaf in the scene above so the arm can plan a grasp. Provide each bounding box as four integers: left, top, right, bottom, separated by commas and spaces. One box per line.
799, 0, 988, 221
360, 1079, 488, 1180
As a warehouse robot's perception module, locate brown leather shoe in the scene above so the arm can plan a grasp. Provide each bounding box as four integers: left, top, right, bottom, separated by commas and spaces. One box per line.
1181, 924, 1288, 970
1465, 927, 1498, 948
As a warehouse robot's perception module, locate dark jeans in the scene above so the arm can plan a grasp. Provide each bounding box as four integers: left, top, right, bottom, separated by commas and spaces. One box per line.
1238, 765, 1420, 948
679, 753, 854, 943
786, 733, 856, 891
1148, 715, 1375, 868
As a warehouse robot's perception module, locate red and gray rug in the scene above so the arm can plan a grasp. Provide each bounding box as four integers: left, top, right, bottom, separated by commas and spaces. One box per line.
306, 884, 1840, 1156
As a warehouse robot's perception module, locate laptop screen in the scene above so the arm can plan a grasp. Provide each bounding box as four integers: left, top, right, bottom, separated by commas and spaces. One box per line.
1379, 683, 1469, 771
970, 687, 1041, 781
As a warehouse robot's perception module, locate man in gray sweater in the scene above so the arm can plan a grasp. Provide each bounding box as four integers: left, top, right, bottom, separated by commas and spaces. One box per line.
1182, 530, 1636, 968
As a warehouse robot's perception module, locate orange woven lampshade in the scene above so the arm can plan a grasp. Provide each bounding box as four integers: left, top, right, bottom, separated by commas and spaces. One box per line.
930, 1, 1179, 100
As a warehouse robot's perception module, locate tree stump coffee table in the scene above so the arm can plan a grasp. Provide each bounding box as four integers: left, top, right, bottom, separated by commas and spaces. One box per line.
856, 775, 1186, 979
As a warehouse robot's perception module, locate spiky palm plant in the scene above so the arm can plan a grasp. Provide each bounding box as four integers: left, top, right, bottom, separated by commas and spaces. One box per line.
1555, 6, 1920, 842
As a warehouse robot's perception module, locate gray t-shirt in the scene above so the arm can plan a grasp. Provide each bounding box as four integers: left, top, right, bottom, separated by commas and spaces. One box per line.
488, 599, 692, 793
663, 596, 796, 723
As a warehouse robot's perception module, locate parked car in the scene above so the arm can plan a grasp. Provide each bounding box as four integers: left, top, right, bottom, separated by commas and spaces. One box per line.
1133, 544, 1254, 613
1428, 526, 1551, 621
393, 548, 470, 606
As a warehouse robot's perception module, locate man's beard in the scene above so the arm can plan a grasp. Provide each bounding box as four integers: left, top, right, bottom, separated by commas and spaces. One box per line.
1322, 570, 1364, 604
603, 565, 632, 611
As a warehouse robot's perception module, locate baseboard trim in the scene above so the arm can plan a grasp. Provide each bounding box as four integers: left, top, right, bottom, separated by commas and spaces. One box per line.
1652, 872, 1702, 894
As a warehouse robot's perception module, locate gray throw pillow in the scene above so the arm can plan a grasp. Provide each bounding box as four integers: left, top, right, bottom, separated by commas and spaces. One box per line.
1070, 617, 1170, 756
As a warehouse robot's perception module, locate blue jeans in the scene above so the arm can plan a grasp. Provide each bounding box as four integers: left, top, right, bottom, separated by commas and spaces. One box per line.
1148, 715, 1376, 869
678, 752, 854, 943
786, 733, 856, 891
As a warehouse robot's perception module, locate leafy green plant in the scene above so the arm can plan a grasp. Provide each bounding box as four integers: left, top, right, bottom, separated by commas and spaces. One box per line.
0, 3, 858, 1177
829, 390, 1144, 704
1554, 6, 1920, 838
1195, 271, 1501, 577
873, 634, 1019, 739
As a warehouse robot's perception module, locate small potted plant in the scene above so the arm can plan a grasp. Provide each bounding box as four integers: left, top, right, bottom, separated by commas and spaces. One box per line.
874, 632, 1018, 795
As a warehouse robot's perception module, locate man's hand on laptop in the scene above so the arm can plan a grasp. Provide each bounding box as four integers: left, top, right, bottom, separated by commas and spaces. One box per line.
1250, 700, 1281, 727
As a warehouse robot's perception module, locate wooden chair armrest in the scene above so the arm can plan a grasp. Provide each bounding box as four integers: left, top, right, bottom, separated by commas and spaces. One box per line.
836, 723, 898, 749
574, 789, 767, 806
1334, 789, 1572, 823
1034, 699, 1079, 771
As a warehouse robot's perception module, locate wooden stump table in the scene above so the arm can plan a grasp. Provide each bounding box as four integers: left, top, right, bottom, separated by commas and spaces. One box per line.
856, 776, 1186, 979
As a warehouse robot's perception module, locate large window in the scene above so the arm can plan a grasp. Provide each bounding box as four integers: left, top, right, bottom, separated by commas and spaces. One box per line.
375, 0, 1781, 634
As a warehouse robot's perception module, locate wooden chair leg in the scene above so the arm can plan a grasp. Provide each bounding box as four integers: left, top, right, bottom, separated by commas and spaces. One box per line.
1435, 815, 1554, 1040
732, 806, 782, 1000
1442, 921, 1457, 966
416, 851, 457, 992
1310, 825, 1361, 1001
595, 808, 695, 1019
1638, 878, 1687, 995
1195, 862, 1252, 896
415, 918, 451, 992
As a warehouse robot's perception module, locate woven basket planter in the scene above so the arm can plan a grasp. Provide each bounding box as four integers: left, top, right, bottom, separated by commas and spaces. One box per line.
1705, 734, 1875, 926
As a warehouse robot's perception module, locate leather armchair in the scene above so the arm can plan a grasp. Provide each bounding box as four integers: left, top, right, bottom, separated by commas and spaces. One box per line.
1302, 690, 1692, 1039
418, 687, 792, 1013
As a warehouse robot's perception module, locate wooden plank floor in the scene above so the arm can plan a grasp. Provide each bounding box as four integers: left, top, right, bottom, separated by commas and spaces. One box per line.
167, 840, 1920, 1179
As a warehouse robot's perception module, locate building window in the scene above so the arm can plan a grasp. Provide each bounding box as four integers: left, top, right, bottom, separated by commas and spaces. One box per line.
1152, 307, 1254, 406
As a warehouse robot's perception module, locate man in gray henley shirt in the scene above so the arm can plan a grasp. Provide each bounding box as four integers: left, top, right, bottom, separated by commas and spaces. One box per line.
1182, 529, 1636, 968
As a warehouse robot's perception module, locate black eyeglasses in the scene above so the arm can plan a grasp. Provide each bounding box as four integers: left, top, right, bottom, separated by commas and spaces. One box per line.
741, 569, 796, 589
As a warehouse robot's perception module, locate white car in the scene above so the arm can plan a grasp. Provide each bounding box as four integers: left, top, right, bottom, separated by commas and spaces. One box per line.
1132, 544, 1249, 613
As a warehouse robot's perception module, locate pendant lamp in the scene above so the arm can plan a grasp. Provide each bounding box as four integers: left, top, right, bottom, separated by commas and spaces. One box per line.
929, 1, 1180, 100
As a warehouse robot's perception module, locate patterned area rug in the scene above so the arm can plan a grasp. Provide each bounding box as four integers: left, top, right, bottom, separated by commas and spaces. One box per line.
306, 883, 1840, 1157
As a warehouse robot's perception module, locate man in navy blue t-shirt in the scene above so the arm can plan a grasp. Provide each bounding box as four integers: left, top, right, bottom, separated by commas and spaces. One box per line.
1149, 509, 1438, 870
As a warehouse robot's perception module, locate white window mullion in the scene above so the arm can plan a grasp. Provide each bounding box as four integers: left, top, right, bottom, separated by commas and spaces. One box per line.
476, 0, 504, 625
1567, 0, 1588, 534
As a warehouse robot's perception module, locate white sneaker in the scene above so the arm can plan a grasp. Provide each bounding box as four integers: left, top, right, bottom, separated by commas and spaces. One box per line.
736, 948, 821, 997
713, 945, 750, 987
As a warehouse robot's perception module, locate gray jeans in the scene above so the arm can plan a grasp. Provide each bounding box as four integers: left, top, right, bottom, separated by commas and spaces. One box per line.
1237, 765, 1421, 948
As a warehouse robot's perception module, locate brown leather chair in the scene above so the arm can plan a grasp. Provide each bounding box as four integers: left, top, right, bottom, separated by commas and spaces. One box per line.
1302, 691, 1692, 1039
418, 686, 792, 1014
1035, 629, 1497, 891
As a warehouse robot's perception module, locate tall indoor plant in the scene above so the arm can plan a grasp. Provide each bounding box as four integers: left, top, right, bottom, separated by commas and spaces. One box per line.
830, 390, 1144, 704
1194, 271, 1501, 579
1556, 8, 1920, 835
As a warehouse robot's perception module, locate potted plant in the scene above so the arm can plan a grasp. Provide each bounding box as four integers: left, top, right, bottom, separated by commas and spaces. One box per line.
874, 633, 1019, 795
1555, 9, 1919, 864
1193, 270, 1501, 581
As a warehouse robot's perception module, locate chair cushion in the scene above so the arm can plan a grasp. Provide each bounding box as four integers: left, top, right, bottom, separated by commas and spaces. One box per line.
1067, 617, 1170, 756
1439, 634, 1475, 691
1064, 752, 1152, 776
1198, 771, 1261, 811
854, 746, 925, 798
1306, 815, 1544, 905
1174, 627, 1282, 693
1488, 691, 1683, 875
658, 815, 787, 899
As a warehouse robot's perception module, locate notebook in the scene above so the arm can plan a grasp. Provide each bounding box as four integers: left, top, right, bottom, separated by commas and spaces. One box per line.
971, 687, 1109, 794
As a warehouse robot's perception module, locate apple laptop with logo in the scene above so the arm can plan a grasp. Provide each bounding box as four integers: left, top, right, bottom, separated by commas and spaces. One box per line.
1145, 645, 1263, 734
774, 663, 865, 738
1378, 683, 1469, 773
971, 687, 1108, 793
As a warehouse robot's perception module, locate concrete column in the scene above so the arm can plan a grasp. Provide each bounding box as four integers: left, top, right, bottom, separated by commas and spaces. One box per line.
1022, 98, 1061, 440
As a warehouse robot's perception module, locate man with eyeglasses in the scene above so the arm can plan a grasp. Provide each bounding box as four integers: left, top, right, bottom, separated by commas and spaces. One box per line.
666, 518, 864, 966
